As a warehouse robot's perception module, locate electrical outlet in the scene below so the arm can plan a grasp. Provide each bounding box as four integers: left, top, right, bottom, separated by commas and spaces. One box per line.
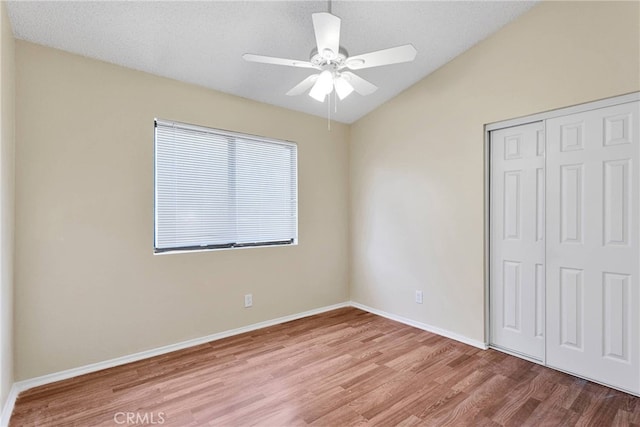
415, 290, 423, 304
244, 294, 253, 308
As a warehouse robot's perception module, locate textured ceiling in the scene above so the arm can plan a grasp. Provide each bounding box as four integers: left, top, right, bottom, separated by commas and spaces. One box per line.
7, 1, 537, 124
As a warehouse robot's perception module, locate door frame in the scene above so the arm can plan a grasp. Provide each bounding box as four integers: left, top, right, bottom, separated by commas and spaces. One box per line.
483, 91, 640, 360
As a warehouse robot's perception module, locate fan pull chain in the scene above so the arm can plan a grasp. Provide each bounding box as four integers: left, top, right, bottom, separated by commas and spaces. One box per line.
327, 92, 331, 131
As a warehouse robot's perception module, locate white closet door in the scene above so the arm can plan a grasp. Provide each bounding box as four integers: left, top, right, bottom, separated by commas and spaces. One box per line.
490, 121, 545, 360
546, 101, 640, 393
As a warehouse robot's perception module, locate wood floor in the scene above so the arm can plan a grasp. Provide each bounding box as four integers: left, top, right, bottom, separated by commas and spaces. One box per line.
10, 307, 640, 426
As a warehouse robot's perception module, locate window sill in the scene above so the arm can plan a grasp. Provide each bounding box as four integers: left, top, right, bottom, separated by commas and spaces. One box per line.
153, 242, 298, 256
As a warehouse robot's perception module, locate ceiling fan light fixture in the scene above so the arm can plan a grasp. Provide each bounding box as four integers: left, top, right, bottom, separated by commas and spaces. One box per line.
309, 86, 326, 102
309, 70, 334, 102
334, 76, 354, 100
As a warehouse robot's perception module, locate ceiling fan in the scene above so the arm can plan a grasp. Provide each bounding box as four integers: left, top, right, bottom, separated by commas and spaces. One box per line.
243, 12, 417, 103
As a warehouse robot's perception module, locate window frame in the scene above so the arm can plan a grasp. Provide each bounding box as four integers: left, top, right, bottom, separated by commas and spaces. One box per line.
153, 119, 298, 254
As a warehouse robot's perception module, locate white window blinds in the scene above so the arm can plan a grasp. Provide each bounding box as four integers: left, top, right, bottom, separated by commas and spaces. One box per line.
154, 119, 298, 253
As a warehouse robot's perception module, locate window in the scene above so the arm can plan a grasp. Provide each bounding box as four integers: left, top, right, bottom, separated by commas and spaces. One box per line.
154, 119, 298, 253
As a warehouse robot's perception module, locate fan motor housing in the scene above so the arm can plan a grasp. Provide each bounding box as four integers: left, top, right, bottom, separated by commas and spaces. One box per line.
310, 47, 349, 68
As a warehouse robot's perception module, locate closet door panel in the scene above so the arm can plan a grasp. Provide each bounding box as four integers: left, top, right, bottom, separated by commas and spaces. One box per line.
490, 122, 544, 360
546, 101, 640, 394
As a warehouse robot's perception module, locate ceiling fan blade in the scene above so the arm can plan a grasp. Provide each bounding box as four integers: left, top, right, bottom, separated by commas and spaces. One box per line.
286, 74, 319, 96
344, 44, 417, 70
341, 72, 378, 96
242, 53, 317, 69
312, 13, 341, 60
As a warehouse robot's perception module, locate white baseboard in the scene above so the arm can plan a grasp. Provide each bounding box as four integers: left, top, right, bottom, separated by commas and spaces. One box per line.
0, 300, 487, 426
1, 384, 19, 427
350, 301, 488, 350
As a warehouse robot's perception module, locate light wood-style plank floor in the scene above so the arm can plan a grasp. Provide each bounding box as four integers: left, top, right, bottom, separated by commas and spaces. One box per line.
10, 307, 640, 426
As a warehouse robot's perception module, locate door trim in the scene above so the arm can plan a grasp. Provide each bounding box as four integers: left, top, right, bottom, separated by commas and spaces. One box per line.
486, 92, 640, 132
483, 91, 640, 353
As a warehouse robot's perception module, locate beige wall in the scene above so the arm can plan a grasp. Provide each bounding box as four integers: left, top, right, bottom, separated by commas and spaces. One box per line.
10, 0, 640, 382
349, 1, 640, 342
14, 41, 349, 380
0, 1, 15, 408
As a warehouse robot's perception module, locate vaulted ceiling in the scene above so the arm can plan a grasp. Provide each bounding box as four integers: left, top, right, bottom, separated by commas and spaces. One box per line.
7, 1, 537, 123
